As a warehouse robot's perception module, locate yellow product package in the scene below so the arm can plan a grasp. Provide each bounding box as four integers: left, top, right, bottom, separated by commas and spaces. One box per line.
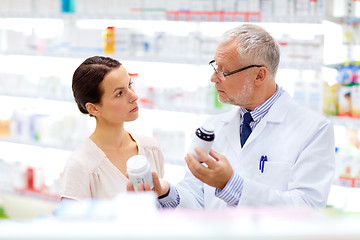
323, 82, 338, 116
338, 85, 352, 117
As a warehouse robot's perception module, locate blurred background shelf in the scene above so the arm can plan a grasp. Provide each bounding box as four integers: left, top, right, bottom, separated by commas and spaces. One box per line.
0, 0, 360, 217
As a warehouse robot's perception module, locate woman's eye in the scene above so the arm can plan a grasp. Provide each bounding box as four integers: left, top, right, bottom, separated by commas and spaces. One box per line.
129, 80, 134, 88
116, 91, 123, 97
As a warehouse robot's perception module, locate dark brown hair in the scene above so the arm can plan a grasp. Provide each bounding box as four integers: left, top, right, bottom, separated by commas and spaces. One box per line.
72, 56, 122, 115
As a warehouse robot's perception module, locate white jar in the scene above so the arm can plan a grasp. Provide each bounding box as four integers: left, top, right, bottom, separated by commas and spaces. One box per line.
127, 155, 153, 191
188, 122, 215, 161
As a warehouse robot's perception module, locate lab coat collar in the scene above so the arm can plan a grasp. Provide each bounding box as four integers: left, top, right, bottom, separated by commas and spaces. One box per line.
243, 92, 292, 147
261, 91, 292, 123
223, 91, 292, 153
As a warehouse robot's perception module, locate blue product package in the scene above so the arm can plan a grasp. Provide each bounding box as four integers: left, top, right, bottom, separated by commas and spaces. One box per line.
61, 0, 75, 13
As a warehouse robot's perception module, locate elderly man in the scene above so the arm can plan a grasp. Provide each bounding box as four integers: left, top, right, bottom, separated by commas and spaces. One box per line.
130, 24, 335, 209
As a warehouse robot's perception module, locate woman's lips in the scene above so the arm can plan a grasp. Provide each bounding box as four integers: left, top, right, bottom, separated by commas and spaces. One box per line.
130, 106, 139, 112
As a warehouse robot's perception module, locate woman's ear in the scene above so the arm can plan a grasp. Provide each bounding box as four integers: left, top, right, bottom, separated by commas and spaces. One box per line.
254, 67, 267, 87
85, 102, 100, 117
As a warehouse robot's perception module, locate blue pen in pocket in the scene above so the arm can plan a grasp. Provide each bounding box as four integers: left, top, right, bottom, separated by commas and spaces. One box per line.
259, 155, 268, 173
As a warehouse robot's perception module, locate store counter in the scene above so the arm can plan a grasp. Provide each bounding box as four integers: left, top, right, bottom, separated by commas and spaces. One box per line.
0, 192, 359, 240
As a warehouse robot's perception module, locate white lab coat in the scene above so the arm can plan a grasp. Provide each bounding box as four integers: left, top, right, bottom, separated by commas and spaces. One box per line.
177, 92, 335, 209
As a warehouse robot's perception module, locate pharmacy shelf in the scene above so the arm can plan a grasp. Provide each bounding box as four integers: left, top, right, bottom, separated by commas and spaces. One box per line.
1, 50, 324, 71
279, 61, 323, 71
1, 50, 211, 66
0, 137, 76, 151
0, 138, 186, 167
1, 116, 359, 154
0, 92, 230, 115
0, 12, 323, 24
1, 189, 60, 203
335, 176, 360, 188
325, 62, 360, 70
0, 91, 73, 103
324, 63, 344, 70
325, 16, 360, 25
2, 93, 360, 129
328, 116, 360, 128
259, 15, 323, 24
145, 105, 231, 115
0, 12, 164, 20
327, 184, 360, 211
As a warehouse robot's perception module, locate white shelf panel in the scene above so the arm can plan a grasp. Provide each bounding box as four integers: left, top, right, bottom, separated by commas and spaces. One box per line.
328, 116, 360, 128
1, 50, 210, 65
0, 50, 324, 70
325, 16, 360, 25
0, 94, 230, 115
0, 91, 73, 103
0, 12, 165, 20
262, 16, 323, 24
0, 137, 76, 151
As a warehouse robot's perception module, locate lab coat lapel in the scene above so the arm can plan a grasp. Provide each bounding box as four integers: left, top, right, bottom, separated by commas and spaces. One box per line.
223, 108, 242, 157
242, 93, 292, 148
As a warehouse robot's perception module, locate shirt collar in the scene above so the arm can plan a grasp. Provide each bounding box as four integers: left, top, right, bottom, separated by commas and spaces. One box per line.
239, 85, 283, 122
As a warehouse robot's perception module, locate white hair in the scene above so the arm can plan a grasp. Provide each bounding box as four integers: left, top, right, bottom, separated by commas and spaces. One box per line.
219, 24, 280, 79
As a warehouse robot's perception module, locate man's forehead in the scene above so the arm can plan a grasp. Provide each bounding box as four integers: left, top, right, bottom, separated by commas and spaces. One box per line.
215, 42, 240, 63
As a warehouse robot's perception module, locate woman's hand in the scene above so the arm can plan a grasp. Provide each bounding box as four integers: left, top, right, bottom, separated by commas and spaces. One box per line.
126, 172, 170, 198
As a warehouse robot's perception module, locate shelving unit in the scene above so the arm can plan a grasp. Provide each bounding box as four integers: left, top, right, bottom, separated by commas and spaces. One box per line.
0, 0, 360, 209
329, 116, 360, 128
323, 1, 360, 195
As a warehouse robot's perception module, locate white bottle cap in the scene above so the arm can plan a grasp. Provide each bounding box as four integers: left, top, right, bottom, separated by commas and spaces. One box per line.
200, 122, 215, 134
127, 155, 149, 174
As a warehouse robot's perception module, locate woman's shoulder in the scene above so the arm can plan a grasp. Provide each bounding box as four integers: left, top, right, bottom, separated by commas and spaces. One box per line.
66, 138, 105, 170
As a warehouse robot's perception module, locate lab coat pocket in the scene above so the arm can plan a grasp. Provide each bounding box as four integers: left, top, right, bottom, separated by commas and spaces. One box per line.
255, 162, 291, 190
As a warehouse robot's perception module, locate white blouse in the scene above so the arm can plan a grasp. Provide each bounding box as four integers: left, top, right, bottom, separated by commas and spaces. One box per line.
60, 133, 164, 200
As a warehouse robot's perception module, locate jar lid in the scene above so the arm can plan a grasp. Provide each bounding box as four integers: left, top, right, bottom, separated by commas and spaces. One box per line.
127, 155, 149, 174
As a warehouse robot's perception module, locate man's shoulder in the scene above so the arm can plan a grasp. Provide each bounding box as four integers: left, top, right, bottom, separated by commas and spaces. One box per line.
291, 98, 329, 122
275, 91, 329, 124
281, 96, 331, 132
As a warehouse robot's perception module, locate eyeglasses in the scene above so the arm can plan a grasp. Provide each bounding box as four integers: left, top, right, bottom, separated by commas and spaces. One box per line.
209, 60, 263, 81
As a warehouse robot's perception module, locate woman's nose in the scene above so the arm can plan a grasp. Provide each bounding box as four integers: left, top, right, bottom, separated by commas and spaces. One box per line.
129, 88, 138, 102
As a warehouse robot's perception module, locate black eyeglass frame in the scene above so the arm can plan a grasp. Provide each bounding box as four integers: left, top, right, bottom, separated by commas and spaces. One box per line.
209, 60, 264, 79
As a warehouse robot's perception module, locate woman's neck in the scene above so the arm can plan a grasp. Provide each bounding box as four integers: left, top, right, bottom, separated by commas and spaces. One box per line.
90, 122, 131, 150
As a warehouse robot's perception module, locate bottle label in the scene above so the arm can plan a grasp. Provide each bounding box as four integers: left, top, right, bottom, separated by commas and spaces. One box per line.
195, 128, 215, 141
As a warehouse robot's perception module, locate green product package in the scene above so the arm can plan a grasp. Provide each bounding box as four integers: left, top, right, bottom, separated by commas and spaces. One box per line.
0, 205, 8, 219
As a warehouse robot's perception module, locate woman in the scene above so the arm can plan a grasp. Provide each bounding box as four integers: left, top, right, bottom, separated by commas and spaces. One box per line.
60, 56, 164, 200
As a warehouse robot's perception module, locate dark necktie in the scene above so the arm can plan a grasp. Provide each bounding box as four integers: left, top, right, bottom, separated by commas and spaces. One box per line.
240, 112, 253, 147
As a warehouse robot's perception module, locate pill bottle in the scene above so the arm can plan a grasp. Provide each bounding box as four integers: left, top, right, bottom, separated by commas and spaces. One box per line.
188, 122, 215, 160
127, 155, 153, 191
103, 26, 115, 55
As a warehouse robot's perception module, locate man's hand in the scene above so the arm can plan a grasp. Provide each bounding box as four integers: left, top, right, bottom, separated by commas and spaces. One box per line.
185, 147, 233, 189
126, 172, 170, 198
